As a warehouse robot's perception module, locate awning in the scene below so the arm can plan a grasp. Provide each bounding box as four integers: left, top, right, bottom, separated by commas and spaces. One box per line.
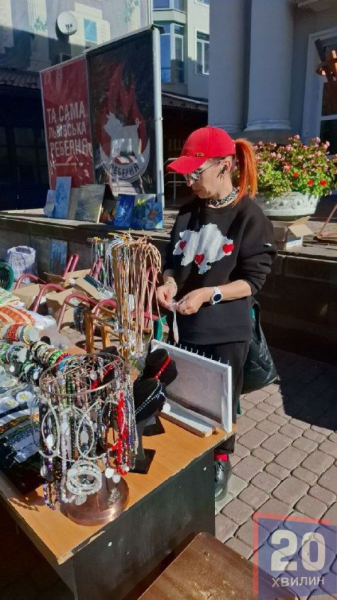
162, 91, 208, 111
0, 68, 40, 89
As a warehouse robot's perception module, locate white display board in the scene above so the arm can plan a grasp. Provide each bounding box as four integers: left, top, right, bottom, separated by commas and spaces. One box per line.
151, 340, 232, 433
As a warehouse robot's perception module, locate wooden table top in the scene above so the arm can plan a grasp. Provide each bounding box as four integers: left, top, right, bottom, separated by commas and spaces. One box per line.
0, 421, 234, 567
140, 532, 297, 600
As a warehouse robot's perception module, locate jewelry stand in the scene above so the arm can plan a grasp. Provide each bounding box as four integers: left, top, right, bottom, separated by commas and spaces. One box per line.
131, 378, 166, 474
39, 354, 137, 525
139, 349, 178, 437
62, 474, 129, 526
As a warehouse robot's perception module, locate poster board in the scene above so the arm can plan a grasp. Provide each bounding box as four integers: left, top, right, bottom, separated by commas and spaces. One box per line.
40, 57, 94, 190
53, 177, 72, 219
87, 28, 157, 196
74, 185, 105, 223
151, 340, 232, 433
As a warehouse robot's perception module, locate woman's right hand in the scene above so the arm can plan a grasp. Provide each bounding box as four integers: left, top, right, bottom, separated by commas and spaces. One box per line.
156, 283, 176, 309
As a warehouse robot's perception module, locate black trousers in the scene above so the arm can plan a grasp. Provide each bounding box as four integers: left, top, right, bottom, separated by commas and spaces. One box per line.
180, 340, 250, 454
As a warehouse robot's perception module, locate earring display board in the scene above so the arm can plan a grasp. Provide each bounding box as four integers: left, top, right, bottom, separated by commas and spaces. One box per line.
151, 340, 232, 435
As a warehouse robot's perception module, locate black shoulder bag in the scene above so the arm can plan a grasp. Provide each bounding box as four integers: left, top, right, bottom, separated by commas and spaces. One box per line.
242, 300, 278, 394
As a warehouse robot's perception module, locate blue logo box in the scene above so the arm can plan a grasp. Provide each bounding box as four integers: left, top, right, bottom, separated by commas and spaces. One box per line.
253, 512, 337, 599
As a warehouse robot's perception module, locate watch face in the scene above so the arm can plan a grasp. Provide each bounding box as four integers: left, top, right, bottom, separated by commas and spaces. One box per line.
213, 293, 222, 303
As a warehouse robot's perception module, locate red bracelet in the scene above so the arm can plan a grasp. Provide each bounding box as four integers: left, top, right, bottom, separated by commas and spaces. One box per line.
154, 355, 171, 380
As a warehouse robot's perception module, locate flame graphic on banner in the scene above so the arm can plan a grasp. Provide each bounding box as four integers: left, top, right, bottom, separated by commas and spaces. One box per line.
98, 63, 150, 183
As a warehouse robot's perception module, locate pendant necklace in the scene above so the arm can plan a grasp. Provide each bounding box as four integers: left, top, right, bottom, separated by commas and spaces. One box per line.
206, 187, 238, 208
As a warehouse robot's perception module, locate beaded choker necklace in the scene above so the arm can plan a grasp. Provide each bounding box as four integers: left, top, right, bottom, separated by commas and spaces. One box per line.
206, 187, 238, 208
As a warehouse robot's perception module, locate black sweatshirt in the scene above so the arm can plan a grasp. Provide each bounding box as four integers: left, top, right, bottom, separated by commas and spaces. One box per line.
163, 196, 277, 345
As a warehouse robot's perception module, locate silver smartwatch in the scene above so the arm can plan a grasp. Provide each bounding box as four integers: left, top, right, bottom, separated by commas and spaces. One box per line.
210, 286, 223, 305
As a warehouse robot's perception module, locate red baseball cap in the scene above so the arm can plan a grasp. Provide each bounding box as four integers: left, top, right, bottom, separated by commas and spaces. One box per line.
166, 126, 236, 174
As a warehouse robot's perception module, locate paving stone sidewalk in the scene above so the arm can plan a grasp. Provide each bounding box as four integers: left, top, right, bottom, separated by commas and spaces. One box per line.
216, 347, 337, 600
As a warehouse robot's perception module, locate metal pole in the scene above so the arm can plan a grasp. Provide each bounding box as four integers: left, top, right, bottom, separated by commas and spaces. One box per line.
152, 26, 165, 209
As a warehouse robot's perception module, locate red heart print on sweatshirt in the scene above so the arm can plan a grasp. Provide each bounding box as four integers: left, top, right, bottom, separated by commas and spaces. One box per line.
179, 241, 187, 250
195, 254, 204, 265
223, 243, 234, 253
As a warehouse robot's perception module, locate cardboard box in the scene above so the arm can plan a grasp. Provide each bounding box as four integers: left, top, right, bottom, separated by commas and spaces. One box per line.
46, 288, 76, 320
272, 217, 313, 250
15, 284, 42, 309
44, 269, 90, 287
74, 277, 103, 302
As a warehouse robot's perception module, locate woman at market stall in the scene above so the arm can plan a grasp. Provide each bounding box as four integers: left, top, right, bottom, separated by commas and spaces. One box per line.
156, 126, 277, 502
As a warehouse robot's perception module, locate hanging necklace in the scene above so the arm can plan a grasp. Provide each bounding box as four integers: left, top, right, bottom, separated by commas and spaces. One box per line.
206, 187, 238, 208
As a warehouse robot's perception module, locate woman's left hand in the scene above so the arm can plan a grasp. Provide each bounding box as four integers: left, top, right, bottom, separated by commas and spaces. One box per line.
176, 288, 212, 315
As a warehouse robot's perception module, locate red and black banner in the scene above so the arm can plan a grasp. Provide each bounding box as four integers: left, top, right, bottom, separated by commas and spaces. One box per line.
87, 29, 156, 194
40, 57, 94, 189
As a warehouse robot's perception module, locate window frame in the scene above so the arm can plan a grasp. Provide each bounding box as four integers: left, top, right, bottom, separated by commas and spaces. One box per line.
153, 0, 186, 11
195, 30, 209, 76
157, 21, 185, 83
83, 18, 98, 44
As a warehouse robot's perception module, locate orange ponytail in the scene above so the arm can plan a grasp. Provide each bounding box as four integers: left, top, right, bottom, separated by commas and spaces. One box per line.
233, 138, 258, 204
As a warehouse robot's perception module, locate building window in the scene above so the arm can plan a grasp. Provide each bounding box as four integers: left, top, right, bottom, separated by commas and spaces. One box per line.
196, 0, 210, 4
196, 31, 209, 75
320, 38, 337, 154
154, 0, 186, 10
159, 23, 185, 83
173, 24, 184, 82
160, 24, 172, 82
84, 19, 97, 44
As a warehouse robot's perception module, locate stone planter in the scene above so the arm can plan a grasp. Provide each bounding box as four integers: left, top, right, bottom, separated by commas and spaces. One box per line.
255, 192, 319, 220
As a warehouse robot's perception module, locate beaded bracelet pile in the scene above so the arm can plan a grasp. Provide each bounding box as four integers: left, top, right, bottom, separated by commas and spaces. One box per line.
0, 341, 28, 366
0, 324, 39, 345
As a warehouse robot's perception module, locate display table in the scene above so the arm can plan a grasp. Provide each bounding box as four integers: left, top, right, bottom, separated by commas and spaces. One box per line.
0, 421, 234, 600
140, 532, 297, 600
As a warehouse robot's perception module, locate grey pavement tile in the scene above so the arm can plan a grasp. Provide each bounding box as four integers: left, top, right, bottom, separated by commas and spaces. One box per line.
215, 513, 238, 543
289, 417, 311, 431
245, 407, 271, 423
232, 455, 264, 482
323, 502, 337, 527
222, 498, 254, 525
239, 427, 269, 450
292, 466, 319, 486
268, 413, 289, 426
265, 462, 290, 481
244, 390, 270, 404
252, 471, 280, 493
215, 492, 234, 515
293, 436, 318, 453
237, 415, 257, 436
253, 498, 291, 532
302, 450, 335, 475
227, 474, 248, 497
236, 518, 269, 549
309, 484, 336, 507
272, 476, 309, 507
318, 466, 337, 495
275, 446, 307, 470
265, 392, 284, 407
279, 423, 303, 440
319, 440, 337, 460
295, 495, 327, 519
262, 432, 292, 454
225, 536, 253, 559
256, 419, 280, 435
304, 429, 328, 444
238, 484, 269, 510
252, 447, 275, 463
